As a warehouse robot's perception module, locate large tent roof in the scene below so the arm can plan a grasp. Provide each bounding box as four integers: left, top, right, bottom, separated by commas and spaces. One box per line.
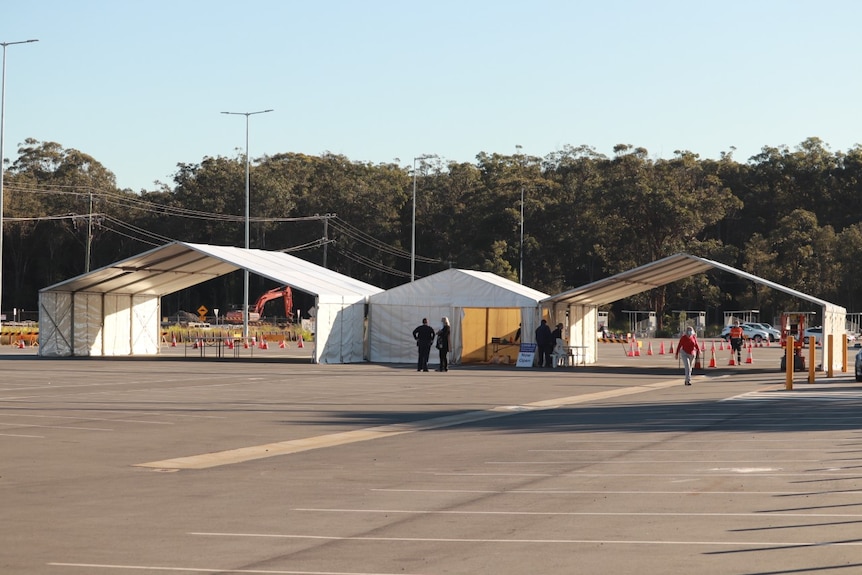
39, 242, 382, 303
369, 268, 549, 307
543, 253, 843, 313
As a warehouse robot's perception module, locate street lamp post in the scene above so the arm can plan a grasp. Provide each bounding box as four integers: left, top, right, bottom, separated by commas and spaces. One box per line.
515, 144, 524, 285
411, 154, 434, 282
0, 38, 38, 328
520, 185, 524, 284
221, 109, 273, 338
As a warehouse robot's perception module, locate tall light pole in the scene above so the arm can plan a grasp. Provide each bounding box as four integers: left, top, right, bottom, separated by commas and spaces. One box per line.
411, 154, 434, 282
519, 184, 524, 284
221, 109, 273, 338
0, 39, 38, 328
516, 145, 525, 285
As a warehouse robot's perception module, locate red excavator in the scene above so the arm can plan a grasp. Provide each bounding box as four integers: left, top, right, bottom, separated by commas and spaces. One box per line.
224, 286, 293, 324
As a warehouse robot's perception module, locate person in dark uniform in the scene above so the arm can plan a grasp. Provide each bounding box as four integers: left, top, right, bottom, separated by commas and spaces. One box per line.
535, 319, 553, 367
436, 317, 451, 372
412, 318, 435, 372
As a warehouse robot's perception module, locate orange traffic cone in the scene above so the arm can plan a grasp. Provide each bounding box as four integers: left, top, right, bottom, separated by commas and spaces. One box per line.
745, 344, 754, 364
668, 342, 674, 354
192, 339, 199, 349
728, 351, 737, 366
243, 339, 250, 349
719, 339, 725, 351
17, 339, 25, 349
634, 339, 641, 357
627, 339, 635, 357
659, 341, 666, 355
170, 335, 177, 347
647, 341, 654, 356
694, 355, 702, 370
297, 335, 304, 348
279, 339, 286, 349
261, 339, 269, 350
226, 338, 234, 349
708, 347, 717, 368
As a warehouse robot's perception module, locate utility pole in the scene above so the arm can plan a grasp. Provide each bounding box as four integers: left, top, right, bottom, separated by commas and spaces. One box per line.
85, 190, 93, 273
322, 214, 329, 268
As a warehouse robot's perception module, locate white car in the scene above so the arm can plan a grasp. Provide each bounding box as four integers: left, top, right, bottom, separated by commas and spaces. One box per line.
720, 324, 771, 343
803, 327, 822, 346
801, 327, 856, 345
743, 322, 780, 342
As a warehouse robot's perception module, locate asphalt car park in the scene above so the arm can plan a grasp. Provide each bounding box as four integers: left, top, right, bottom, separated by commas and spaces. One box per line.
3, 345, 862, 575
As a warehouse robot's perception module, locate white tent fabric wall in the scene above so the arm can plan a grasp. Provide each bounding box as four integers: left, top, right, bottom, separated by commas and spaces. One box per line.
40, 291, 160, 357
369, 305, 459, 366
130, 294, 161, 354
367, 269, 548, 365
37, 242, 382, 361
314, 296, 369, 364
38, 292, 72, 355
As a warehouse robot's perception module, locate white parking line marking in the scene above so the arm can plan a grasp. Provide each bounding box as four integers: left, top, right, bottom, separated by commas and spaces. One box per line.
0, 422, 111, 431
190, 532, 862, 547
1, 413, 173, 425
534, 448, 842, 451
293, 507, 862, 518
373, 488, 850, 495
48, 563, 415, 574
485, 460, 819, 464
426, 471, 860, 477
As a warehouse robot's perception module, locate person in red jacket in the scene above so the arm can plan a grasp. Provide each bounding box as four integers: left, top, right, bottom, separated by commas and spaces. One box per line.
675, 326, 701, 386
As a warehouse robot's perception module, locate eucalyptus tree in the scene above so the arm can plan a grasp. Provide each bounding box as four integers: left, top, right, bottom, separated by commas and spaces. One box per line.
468, 152, 524, 282
171, 155, 247, 245
543, 145, 610, 288
835, 222, 862, 311
470, 151, 559, 289
3, 139, 123, 308
263, 152, 412, 286
830, 144, 862, 232
427, 160, 482, 275
743, 138, 842, 240
597, 146, 741, 325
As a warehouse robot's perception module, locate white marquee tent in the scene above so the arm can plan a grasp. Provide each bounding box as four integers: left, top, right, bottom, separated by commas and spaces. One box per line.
542, 253, 847, 371
368, 268, 549, 365
38, 242, 382, 363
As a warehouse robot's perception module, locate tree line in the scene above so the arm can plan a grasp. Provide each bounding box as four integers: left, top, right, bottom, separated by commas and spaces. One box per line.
3, 136, 861, 328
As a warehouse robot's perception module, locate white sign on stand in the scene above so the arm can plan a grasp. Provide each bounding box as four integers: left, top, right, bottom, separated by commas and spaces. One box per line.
516, 343, 537, 368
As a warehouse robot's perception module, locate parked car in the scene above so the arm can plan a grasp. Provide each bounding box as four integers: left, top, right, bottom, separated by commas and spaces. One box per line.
799, 327, 856, 345
803, 326, 822, 346
719, 324, 771, 343
743, 322, 780, 342
855, 349, 862, 382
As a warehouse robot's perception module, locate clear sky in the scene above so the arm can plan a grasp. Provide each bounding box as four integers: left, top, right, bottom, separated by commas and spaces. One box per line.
2, 0, 861, 192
